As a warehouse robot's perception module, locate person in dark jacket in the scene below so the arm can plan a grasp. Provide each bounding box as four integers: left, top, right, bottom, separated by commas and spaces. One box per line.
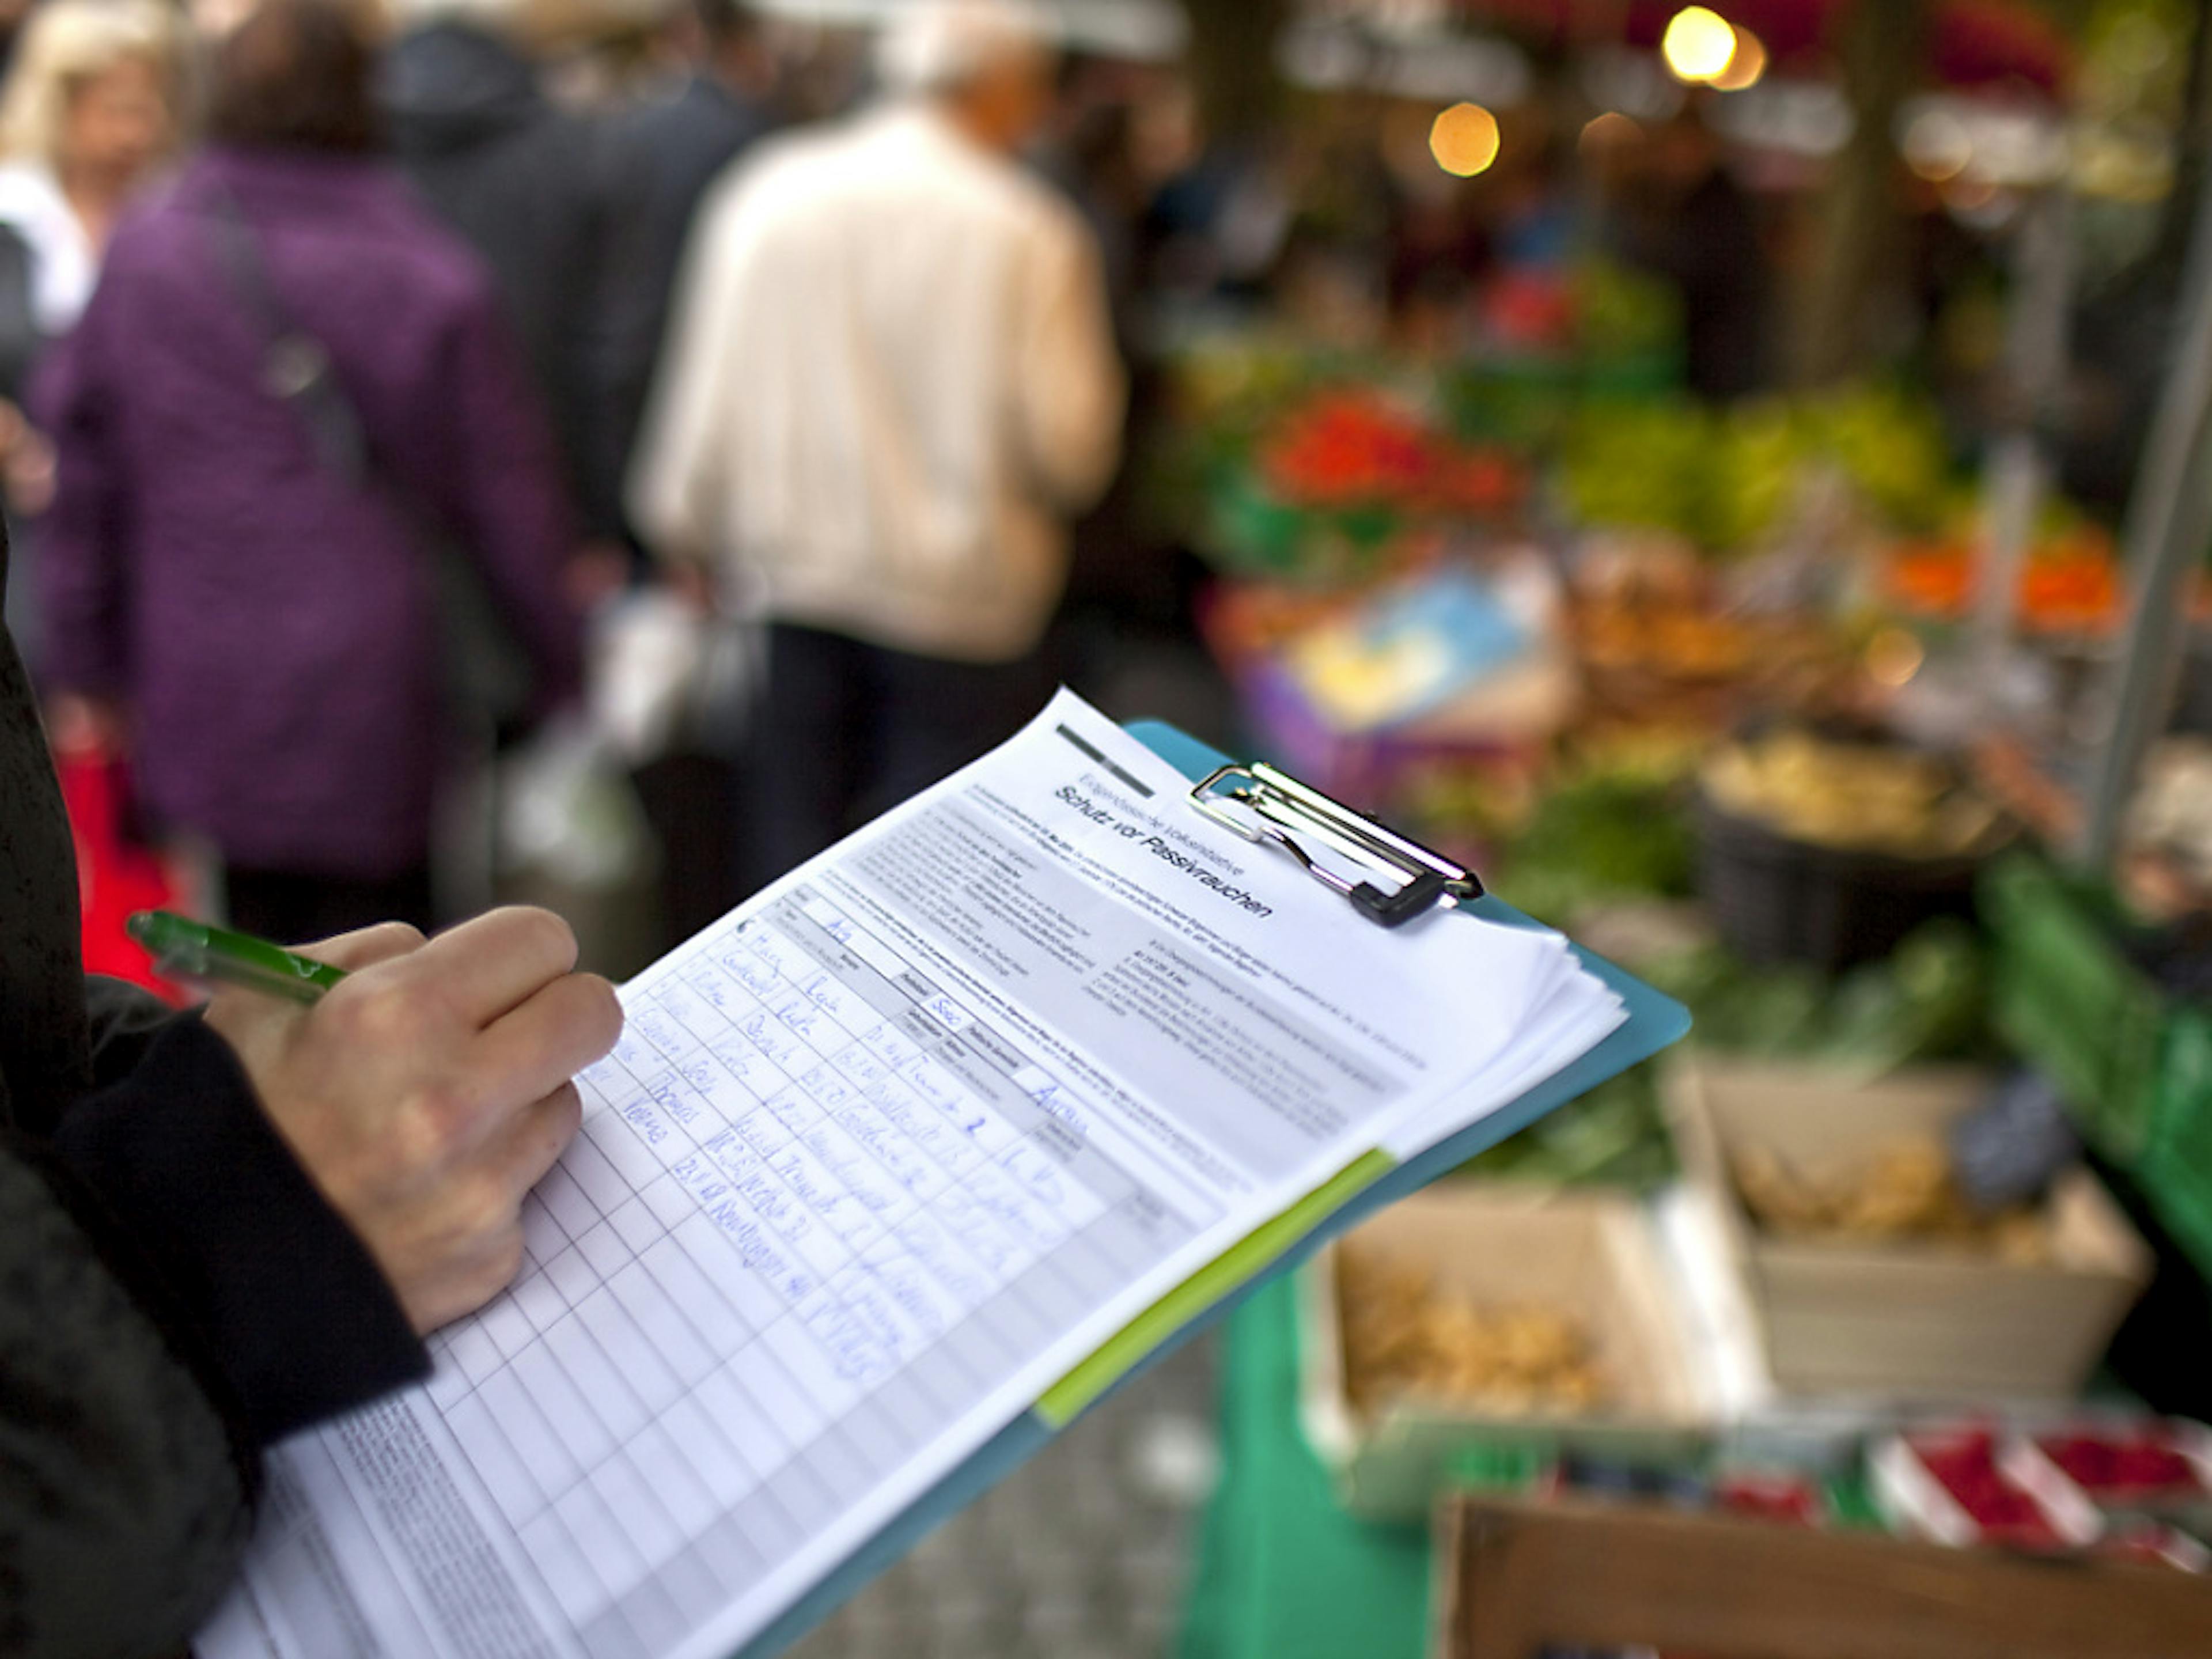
2, 285, 620, 1659
36, 0, 582, 946
380, 1, 621, 537
1, 566, 620, 1654
591, 0, 775, 512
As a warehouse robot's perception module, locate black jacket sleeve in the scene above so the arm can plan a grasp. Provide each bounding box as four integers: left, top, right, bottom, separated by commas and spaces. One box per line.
50, 1016, 432, 1446
3, 1017, 433, 1658
0, 1139, 251, 1657
5, 877, 430, 1647
81, 974, 181, 1087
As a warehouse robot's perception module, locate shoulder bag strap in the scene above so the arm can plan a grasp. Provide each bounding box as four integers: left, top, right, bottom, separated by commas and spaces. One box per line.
202, 184, 373, 490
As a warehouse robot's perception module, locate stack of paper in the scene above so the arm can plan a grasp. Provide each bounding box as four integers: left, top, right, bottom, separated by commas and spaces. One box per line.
202, 690, 1627, 1659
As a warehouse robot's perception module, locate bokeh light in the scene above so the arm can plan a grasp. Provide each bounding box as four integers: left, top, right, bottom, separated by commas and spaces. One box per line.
1579, 111, 1643, 153
1711, 29, 1767, 92
1430, 103, 1502, 177
1866, 628, 1926, 688
1903, 108, 1974, 182
1662, 6, 1738, 84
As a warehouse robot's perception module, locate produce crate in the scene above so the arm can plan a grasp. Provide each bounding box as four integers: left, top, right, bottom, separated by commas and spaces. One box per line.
1299, 1187, 1713, 1520
1433, 1494, 2212, 1659
1983, 854, 2212, 1279
1982, 855, 2172, 1162
1667, 1056, 2152, 1401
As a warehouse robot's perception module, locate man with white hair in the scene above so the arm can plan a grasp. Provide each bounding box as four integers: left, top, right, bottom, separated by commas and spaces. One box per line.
630, 0, 1126, 884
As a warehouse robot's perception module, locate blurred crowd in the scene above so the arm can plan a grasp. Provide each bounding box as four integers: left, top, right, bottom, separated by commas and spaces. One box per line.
0, 0, 1849, 974
0, 0, 1194, 962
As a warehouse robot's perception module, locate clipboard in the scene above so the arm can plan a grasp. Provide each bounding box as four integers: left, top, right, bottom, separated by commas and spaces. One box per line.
738, 720, 1691, 1658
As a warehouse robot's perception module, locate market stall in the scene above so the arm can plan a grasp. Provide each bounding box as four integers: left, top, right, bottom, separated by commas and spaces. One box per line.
1146, 1, 2212, 1652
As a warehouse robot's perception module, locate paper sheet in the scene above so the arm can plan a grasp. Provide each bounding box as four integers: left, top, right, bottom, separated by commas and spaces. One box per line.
201, 691, 1619, 1659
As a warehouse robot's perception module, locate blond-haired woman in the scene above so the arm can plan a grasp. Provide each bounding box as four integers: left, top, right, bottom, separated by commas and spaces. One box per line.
0, 0, 183, 345
0, 0, 183, 660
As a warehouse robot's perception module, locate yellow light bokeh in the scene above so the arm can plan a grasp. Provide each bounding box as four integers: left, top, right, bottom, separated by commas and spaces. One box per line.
1430, 103, 1501, 178
1662, 6, 1738, 83
1711, 29, 1766, 92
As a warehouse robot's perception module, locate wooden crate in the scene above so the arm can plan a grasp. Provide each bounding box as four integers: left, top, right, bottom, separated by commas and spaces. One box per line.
1666, 1057, 2152, 1400
1434, 1495, 2212, 1659
1301, 1186, 1711, 1518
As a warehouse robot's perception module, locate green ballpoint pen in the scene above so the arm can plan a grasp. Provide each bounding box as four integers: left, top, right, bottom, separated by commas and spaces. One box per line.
126, 910, 348, 1004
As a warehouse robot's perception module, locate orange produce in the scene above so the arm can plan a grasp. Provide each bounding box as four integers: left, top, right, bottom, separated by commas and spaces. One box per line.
1881, 529, 2126, 635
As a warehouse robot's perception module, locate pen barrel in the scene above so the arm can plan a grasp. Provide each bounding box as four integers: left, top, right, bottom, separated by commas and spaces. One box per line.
126, 911, 347, 1002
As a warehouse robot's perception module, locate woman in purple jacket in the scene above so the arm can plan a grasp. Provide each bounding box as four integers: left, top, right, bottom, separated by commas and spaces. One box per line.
35, 0, 583, 944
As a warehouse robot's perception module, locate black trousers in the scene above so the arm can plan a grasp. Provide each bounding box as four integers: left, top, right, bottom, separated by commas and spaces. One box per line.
224, 863, 435, 946
751, 623, 1056, 889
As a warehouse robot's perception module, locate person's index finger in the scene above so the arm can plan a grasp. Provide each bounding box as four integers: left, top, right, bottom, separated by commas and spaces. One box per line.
468, 972, 625, 1126
294, 921, 426, 972
407, 906, 582, 1028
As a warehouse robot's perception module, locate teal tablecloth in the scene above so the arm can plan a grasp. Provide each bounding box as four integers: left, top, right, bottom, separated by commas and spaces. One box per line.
1178, 1277, 1430, 1659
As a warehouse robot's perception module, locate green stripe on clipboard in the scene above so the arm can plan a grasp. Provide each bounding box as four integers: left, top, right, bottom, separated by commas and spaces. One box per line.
1035, 1147, 1397, 1427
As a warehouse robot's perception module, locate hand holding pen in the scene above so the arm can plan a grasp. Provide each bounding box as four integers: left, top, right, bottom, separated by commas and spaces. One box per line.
136, 907, 624, 1336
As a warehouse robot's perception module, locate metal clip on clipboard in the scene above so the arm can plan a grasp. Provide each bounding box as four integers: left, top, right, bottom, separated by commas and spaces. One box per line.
1190, 761, 1483, 929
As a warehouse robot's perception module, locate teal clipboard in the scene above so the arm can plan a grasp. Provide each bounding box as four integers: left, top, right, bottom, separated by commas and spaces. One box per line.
737, 721, 1691, 1657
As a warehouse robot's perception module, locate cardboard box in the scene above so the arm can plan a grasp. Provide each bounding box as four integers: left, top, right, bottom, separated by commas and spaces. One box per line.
1433, 1495, 2212, 1659
1301, 1185, 1711, 1518
1667, 1057, 2152, 1401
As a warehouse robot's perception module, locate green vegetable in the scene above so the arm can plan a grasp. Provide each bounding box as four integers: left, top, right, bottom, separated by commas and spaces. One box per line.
1557, 380, 1956, 554
1492, 773, 1697, 929
1639, 916, 1993, 1071
1457, 1065, 1678, 1190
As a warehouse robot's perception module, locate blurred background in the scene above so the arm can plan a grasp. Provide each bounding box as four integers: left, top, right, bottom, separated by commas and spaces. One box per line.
14, 0, 2212, 1652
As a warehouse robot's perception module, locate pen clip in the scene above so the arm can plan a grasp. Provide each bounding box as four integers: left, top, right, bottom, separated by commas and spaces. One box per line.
1189, 762, 1483, 929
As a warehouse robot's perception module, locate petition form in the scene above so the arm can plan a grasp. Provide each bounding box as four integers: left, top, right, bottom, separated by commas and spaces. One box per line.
202, 690, 1619, 1659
